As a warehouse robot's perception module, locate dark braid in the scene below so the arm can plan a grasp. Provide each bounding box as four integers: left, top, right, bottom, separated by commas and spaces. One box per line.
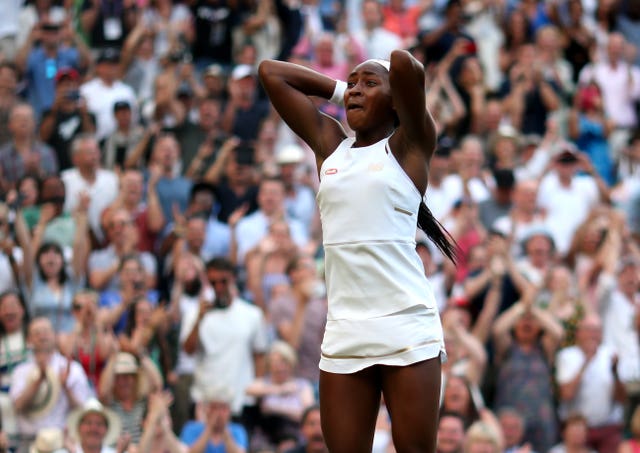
417, 201, 459, 263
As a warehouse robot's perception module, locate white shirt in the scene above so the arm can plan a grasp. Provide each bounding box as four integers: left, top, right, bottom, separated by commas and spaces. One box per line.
441, 174, 491, 205
182, 298, 269, 415
352, 27, 403, 61
555, 344, 623, 427
80, 78, 137, 140
10, 352, 93, 437
61, 168, 119, 242
0, 0, 21, 38
579, 61, 640, 128
602, 289, 640, 384
537, 172, 599, 255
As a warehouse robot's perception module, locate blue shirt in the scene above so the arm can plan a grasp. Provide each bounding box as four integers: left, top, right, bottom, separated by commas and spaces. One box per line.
180, 421, 248, 453
27, 47, 79, 118
99, 289, 159, 333
154, 176, 193, 222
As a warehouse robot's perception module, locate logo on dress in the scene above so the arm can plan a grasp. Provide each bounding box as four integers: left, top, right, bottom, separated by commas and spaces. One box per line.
324, 168, 338, 175
368, 162, 384, 172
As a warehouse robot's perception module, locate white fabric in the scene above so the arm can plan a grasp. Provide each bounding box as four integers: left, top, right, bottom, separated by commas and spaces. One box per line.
61, 168, 119, 242
441, 174, 491, 204
601, 289, 640, 384
80, 78, 137, 140
174, 294, 200, 375
316, 136, 444, 373
10, 352, 93, 437
0, 0, 21, 39
182, 298, 269, 415
536, 172, 599, 255
352, 28, 402, 61
555, 344, 623, 427
0, 247, 23, 294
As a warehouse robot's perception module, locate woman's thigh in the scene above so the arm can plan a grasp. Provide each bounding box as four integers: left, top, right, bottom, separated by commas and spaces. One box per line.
319, 367, 382, 453
381, 356, 442, 453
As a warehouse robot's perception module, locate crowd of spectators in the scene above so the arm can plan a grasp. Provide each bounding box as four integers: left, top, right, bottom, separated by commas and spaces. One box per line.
0, 0, 640, 452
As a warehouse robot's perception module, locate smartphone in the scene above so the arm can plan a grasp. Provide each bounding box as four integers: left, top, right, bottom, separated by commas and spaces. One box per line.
65, 89, 81, 101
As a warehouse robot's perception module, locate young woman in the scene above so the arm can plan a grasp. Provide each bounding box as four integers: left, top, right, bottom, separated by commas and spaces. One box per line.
259, 50, 456, 452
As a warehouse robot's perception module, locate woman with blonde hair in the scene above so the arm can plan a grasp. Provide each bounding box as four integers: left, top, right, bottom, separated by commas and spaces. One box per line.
463, 420, 503, 453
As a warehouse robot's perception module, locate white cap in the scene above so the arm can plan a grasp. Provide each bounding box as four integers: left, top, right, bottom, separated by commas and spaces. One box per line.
276, 144, 305, 165
231, 64, 256, 81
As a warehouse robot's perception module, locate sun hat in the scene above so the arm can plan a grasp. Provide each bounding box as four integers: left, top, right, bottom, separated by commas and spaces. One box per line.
230, 64, 256, 81
67, 398, 122, 447
112, 352, 139, 375
29, 428, 65, 453
25, 367, 60, 420
191, 381, 235, 405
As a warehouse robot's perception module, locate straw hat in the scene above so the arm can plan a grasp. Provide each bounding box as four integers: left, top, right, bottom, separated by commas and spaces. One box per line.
29, 428, 65, 453
25, 367, 60, 420
67, 398, 122, 447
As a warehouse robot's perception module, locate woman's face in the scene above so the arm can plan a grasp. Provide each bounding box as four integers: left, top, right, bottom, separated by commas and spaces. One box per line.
269, 351, 292, 383
18, 177, 38, 207
39, 247, 63, 278
345, 61, 393, 133
0, 294, 24, 333
120, 260, 144, 287
135, 300, 153, 326
443, 376, 471, 414
513, 312, 541, 343
72, 294, 97, 324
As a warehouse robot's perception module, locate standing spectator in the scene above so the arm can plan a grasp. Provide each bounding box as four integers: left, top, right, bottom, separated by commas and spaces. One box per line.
221, 64, 270, 142
0, 103, 58, 192
179, 383, 249, 453
190, 0, 239, 69
536, 147, 606, 257
492, 287, 564, 452
120, 23, 162, 107
10, 318, 92, 448
102, 101, 145, 171
39, 67, 97, 172
478, 168, 515, 231
555, 313, 626, 453
182, 257, 269, 419
62, 134, 119, 243
0, 202, 27, 295
0, 0, 21, 62
578, 33, 640, 157
352, 0, 402, 60
81, 48, 137, 142
80, 0, 139, 50
14, 19, 90, 118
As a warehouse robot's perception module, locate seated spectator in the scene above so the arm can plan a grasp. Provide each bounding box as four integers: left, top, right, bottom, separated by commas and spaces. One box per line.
61, 134, 119, 242
180, 383, 249, 453
98, 351, 163, 444
282, 404, 327, 453
10, 318, 92, 448
548, 413, 597, 453
99, 254, 160, 334
269, 253, 327, 386
133, 390, 188, 453
88, 209, 157, 293
39, 67, 96, 171
246, 341, 316, 450
67, 398, 123, 452
555, 313, 626, 453
0, 103, 58, 192
0, 290, 29, 439
463, 420, 503, 453
436, 411, 466, 453
58, 290, 118, 390
499, 407, 538, 453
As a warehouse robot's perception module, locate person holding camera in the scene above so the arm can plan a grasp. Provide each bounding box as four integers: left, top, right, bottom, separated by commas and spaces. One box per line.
182, 257, 269, 421
40, 68, 97, 171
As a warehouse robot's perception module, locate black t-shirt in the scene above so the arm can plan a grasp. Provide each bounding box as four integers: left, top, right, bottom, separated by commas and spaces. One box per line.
229, 99, 270, 141
81, 0, 132, 49
41, 109, 96, 171
191, 0, 239, 65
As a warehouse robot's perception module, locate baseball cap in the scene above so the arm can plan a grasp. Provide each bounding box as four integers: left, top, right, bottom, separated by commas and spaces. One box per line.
231, 64, 256, 81
97, 48, 121, 64
54, 67, 80, 83
556, 145, 580, 164
113, 100, 131, 112
275, 144, 305, 165
204, 64, 224, 78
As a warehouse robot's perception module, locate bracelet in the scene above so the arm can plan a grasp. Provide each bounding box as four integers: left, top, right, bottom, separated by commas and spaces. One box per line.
329, 80, 347, 106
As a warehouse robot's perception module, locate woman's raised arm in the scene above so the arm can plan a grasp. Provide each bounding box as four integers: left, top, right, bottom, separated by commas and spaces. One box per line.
258, 60, 347, 160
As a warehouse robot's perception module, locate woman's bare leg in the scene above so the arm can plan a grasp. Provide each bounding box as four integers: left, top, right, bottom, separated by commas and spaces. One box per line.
381, 356, 442, 453
319, 367, 382, 453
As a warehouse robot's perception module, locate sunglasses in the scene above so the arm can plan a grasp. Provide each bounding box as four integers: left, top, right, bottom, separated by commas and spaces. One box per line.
72, 303, 83, 311
208, 278, 229, 286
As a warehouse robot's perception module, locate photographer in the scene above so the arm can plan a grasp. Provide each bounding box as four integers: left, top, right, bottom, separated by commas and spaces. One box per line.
39, 68, 96, 171
182, 257, 268, 421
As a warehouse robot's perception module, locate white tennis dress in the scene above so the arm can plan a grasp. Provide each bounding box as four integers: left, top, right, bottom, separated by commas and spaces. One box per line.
317, 135, 446, 374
